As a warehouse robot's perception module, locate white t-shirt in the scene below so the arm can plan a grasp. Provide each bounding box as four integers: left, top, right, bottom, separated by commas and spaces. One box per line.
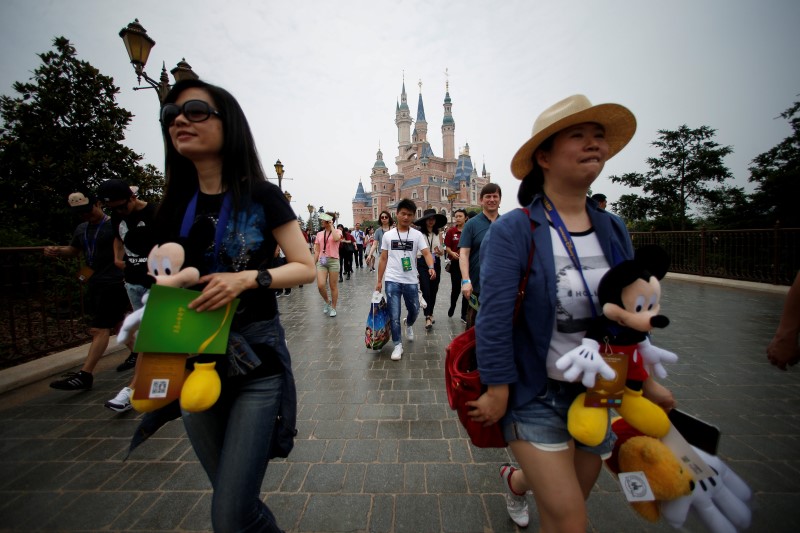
546, 225, 610, 380
417, 232, 442, 259
381, 227, 429, 284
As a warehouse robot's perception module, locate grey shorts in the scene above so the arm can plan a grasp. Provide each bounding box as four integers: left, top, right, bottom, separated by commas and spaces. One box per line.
503, 378, 616, 457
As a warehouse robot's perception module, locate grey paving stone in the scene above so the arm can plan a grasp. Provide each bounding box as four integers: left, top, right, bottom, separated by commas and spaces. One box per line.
368, 494, 395, 533
439, 493, 487, 532
298, 493, 371, 532
425, 463, 467, 493
303, 463, 347, 492
395, 494, 440, 533
130, 491, 202, 530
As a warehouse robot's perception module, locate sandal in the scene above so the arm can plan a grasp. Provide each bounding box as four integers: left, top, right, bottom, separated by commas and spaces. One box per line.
425, 316, 433, 330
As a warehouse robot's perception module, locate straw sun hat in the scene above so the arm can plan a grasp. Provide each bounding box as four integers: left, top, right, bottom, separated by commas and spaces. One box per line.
510, 94, 636, 179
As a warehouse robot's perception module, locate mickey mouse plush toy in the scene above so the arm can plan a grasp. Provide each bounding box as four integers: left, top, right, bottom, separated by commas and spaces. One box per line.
556, 245, 678, 446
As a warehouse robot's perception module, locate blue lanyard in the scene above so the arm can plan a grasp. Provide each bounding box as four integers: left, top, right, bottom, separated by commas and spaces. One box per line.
180, 190, 233, 269
83, 215, 108, 265
543, 195, 598, 318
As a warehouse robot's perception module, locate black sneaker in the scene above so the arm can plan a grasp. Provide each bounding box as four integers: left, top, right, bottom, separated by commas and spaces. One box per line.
50, 371, 93, 391
116, 352, 138, 372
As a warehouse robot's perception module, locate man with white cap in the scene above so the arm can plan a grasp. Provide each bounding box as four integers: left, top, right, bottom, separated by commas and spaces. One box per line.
44, 191, 129, 391
96, 178, 158, 411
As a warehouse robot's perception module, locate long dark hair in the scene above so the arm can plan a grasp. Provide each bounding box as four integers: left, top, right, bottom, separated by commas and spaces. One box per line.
156, 79, 267, 232
378, 210, 393, 228
517, 134, 555, 206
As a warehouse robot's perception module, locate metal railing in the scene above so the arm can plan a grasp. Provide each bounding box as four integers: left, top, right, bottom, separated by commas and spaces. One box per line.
630, 226, 800, 285
2, 227, 798, 368
0, 247, 90, 370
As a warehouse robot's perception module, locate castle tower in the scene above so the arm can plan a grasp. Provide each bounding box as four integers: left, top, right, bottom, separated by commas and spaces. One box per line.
369, 147, 390, 220
395, 80, 412, 159
442, 79, 455, 162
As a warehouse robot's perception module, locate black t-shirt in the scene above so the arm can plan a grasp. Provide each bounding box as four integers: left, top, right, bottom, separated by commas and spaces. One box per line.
163, 180, 295, 329
70, 216, 124, 285
112, 203, 157, 287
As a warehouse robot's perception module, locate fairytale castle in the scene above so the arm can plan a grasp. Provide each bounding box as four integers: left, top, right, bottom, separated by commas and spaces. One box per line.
352, 79, 491, 224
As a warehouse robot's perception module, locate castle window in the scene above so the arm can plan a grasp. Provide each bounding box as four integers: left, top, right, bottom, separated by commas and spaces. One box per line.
412, 191, 418, 199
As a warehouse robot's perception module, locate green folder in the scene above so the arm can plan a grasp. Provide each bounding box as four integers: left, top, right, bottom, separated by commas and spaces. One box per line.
133, 284, 239, 354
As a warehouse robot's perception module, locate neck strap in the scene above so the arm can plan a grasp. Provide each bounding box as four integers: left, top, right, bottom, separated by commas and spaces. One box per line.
543, 195, 597, 318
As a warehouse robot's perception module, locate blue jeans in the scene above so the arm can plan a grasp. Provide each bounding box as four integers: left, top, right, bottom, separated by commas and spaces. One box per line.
182, 373, 284, 533
385, 280, 419, 343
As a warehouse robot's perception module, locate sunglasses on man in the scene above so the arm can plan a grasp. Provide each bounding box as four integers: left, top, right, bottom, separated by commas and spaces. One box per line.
160, 100, 221, 127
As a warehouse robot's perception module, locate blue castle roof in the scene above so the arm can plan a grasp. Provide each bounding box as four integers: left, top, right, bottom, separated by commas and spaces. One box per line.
353, 181, 370, 203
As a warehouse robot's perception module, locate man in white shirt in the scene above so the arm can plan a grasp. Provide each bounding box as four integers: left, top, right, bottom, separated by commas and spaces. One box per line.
352, 223, 366, 269
375, 199, 437, 360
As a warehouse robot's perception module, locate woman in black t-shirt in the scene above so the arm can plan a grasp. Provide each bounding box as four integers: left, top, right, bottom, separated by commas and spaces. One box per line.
154, 79, 315, 532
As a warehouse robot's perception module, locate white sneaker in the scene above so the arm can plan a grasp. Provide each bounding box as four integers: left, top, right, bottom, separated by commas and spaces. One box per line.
322, 302, 330, 314
329, 308, 337, 317
500, 463, 529, 527
105, 386, 133, 413
403, 318, 414, 341
391, 344, 403, 360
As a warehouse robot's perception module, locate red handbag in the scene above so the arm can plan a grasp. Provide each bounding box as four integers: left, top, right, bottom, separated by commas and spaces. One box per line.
444, 212, 535, 448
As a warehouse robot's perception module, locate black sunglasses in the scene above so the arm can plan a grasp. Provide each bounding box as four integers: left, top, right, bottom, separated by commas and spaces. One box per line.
160, 100, 221, 127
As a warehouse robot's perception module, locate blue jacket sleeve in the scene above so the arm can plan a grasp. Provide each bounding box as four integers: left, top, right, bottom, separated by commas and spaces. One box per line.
475, 211, 528, 385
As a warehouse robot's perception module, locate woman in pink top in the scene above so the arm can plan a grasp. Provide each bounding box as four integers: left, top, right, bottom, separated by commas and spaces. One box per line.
314, 213, 341, 317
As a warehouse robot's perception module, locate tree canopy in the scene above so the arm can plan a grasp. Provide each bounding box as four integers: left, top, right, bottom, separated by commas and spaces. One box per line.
609, 125, 732, 230
745, 99, 800, 228
0, 37, 163, 245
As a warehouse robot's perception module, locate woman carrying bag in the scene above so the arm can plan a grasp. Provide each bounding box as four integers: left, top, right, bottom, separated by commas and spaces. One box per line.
468, 95, 675, 530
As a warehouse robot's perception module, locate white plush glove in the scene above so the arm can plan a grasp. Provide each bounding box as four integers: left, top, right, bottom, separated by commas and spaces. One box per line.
555, 338, 617, 388
117, 292, 148, 346
637, 337, 678, 379
661, 447, 752, 533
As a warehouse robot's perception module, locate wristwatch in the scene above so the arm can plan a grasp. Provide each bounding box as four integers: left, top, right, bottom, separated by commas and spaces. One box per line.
256, 268, 273, 289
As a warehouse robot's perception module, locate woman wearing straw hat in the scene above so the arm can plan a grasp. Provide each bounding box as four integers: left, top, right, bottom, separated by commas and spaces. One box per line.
414, 208, 447, 330
468, 95, 675, 530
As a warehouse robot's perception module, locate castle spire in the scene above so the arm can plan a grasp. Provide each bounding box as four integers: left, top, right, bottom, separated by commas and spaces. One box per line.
416, 79, 426, 122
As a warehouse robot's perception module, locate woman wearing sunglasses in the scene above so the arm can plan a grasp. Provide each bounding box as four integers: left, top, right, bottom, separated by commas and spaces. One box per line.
367, 210, 393, 280
154, 79, 315, 532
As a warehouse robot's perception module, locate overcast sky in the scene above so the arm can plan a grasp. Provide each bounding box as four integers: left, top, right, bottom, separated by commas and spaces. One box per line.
2, 0, 799, 226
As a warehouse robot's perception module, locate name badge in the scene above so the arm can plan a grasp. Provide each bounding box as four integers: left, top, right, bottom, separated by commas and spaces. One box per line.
319, 255, 328, 266
401, 256, 412, 272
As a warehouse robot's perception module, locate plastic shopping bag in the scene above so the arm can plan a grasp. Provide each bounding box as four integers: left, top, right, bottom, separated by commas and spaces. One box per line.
366, 291, 391, 350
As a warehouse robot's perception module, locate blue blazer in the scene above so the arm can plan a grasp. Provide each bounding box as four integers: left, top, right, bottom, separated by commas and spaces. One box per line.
475, 195, 634, 410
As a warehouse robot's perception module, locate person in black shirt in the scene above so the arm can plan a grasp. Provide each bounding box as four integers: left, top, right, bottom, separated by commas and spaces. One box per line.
44, 192, 129, 391
153, 79, 315, 532
97, 178, 158, 411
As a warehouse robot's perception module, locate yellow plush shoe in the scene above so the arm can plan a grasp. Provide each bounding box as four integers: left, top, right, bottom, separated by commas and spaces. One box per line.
567, 393, 610, 447
129, 389, 174, 413
180, 361, 222, 412
616, 387, 670, 438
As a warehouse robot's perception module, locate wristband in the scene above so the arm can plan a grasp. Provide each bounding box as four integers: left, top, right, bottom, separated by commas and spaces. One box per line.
461, 279, 471, 285
428, 265, 434, 269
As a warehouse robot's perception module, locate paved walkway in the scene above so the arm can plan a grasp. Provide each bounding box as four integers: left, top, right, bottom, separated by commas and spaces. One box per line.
0, 267, 798, 532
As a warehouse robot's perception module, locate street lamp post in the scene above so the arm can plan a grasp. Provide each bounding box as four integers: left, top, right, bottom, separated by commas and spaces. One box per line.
274, 160, 284, 191
307, 204, 315, 233
447, 192, 458, 222
119, 19, 198, 103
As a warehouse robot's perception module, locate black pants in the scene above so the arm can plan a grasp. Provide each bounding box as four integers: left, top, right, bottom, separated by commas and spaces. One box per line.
355, 244, 365, 268
417, 257, 441, 318
448, 261, 469, 321
340, 252, 353, 276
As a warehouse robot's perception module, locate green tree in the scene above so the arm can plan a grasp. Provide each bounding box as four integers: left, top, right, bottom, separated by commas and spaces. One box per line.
609, 125, 733, 230
0, 37, 163, 244
747, 99, 800, 228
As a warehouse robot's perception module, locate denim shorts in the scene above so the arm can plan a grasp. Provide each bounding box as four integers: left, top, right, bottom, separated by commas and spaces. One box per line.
504, 378, 616, 457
